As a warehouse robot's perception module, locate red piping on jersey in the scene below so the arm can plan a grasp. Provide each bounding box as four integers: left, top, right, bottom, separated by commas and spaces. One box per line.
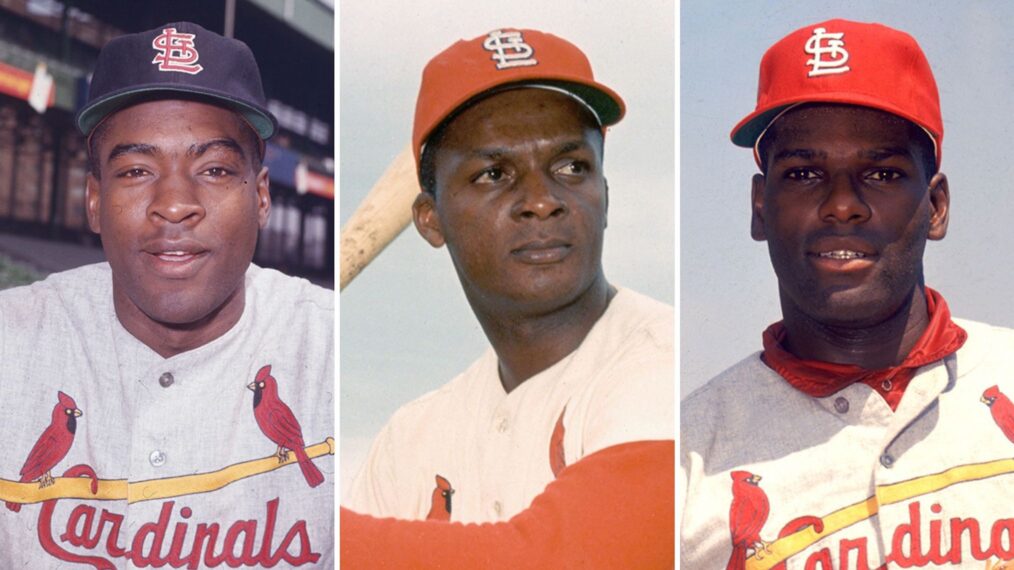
761, 288, 967, 411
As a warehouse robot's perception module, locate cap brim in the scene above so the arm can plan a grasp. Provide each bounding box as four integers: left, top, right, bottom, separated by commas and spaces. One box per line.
731, 93, 941, 149
545, 80, 625, 127
77, 85, 277, 140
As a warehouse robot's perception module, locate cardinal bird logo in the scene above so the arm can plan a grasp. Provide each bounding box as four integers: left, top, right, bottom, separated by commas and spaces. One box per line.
426, 474, 454, 521
982, 385, 1014, 444
727, 470, 771, 570
549, 407, 567, 478
6, 391, 82, 512
248, 365, 324, 488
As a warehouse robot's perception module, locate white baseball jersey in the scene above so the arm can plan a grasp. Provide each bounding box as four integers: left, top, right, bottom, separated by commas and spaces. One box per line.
681, 318, 1014, 569
345, 287, 673, 523
0, 263, 334, 569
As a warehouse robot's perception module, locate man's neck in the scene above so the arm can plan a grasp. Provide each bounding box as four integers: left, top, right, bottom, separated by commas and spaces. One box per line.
476, 277, 615, 394
779, 286, 930, 369
113, 285, 246, 359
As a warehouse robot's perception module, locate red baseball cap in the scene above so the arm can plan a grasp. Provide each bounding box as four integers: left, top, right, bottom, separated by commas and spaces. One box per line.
731, 19, 943, 167
412, 28, 625, 170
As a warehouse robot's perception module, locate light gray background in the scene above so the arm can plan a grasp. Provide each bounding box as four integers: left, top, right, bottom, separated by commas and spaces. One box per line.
681, 2, 1014, 396
340, 0, 675, 496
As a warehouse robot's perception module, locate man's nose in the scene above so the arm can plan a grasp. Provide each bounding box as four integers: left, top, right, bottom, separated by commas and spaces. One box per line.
819, 172, 871, 225
513, 171, 567, 220
147, 172, 205, 225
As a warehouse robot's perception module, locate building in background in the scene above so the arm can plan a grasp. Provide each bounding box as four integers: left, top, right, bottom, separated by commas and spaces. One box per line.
0, 0, 334, 284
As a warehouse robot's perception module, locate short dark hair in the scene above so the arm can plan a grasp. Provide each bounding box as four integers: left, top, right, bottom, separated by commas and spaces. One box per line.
418, 117, 451, 195
87, 96, 264, 179
418, 89, 605, 196
757, 104, 938, 180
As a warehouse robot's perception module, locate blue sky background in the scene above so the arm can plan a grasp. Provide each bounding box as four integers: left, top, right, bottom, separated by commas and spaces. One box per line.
339, 0, 675, 496
681, 1, 1014, 395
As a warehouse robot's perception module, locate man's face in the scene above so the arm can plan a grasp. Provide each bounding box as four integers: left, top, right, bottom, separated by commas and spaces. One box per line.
751, 105, 949, 327
413, 89, 608, 315
86, 99, 270, 326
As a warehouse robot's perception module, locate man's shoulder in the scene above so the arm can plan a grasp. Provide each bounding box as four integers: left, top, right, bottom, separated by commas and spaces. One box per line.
596, 287, 673, 353
0, 262, 111, 314
680, 353, 793, 440
378, 349, 497, 436
611, 287, 673, 325
246, 265, 334, 314
0, 264, 113, 366
954, 317, 1014, 341
952, 317, 1014, 375
683, 352, 770, 404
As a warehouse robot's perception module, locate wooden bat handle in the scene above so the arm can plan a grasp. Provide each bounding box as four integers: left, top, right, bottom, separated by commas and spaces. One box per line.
339, 144, 421, 290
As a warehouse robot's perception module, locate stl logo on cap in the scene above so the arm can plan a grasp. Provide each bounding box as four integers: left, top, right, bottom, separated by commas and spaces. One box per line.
483, 30, 537, 70
804, 27, 850, 77
151, 27, 204, 75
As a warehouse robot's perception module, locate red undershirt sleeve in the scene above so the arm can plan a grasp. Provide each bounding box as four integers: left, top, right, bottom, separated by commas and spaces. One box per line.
340, 440, 675, 569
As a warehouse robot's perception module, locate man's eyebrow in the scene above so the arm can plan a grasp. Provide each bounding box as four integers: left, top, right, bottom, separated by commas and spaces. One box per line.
555, 140, 592, 155
106, 143, 157, 164
188, 138, 246, 160
770, 148, 825, 164
861, 147, 913, 161
465, 147, 507, 161
465, 140, 593, 160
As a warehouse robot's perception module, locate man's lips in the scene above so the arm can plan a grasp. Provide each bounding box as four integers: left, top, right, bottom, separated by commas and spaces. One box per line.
141, 240, 210, 277
151, 250, 203, 262
816, 250, 867, 260
806, 237, 877, 271
511, 239, 572, 264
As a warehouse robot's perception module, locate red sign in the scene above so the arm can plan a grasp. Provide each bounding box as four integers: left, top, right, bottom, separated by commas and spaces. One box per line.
304, 169, 334, 200
0, 61, 55, 109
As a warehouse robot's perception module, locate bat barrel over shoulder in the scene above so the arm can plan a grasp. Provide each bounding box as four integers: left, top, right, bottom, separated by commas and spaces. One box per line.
339, 144, 420, 290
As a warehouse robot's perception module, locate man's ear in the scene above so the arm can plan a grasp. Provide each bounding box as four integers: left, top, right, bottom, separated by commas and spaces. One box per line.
750, 173, 767, 241
255, 166, 272, 229
85, 173, 101, 234
412, 191, 445, 248
927, 172, 949, 241
603, 178, 609, 229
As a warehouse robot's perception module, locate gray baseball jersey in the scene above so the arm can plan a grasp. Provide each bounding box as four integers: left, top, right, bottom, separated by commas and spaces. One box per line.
681, 318, 1014, 569
0, 263, 334, 569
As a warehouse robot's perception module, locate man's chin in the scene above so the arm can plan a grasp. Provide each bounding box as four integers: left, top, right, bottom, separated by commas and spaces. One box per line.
506, 275, 605, 317
128, 286, 240, 329
805, 287, 904, 329
143, 299, 222, 328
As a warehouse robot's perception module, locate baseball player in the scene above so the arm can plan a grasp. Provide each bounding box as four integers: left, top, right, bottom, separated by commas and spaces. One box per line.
681, 19, 1014, 569
340, 28, 674, 567
0, 22, 334, 568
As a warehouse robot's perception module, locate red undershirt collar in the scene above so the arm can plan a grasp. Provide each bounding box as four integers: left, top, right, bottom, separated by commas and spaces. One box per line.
761, 288, 967, 411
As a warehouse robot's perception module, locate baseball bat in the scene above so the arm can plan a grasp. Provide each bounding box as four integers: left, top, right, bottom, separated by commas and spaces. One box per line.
339, 144, 420, 290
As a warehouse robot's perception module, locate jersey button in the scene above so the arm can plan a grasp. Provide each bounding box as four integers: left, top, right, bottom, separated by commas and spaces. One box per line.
159, 372, 174, 388
493, 500, 503, 517
495, 416, 509, 433
149, 449, 167, 467
833, 397, 849, 414
880, 453, 895, 468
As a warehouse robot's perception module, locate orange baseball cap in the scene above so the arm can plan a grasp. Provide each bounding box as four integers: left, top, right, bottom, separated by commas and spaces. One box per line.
412, 28, 625, 170
731, 19, 943, 167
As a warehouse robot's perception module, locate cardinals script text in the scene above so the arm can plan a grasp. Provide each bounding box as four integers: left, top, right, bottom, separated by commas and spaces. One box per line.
37, 494, 320, 569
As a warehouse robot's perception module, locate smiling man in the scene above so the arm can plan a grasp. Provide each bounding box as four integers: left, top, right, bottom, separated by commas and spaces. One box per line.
0, 23, 333, 568
341, 29, 674, 567
681, 19, 1014, 569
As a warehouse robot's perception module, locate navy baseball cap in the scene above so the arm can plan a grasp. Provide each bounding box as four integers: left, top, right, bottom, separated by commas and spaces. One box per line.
77, 21, 277, 139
